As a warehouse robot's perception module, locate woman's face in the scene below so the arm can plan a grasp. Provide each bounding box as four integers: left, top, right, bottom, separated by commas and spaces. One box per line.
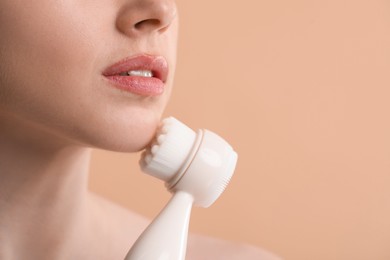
0, 0, 178, 152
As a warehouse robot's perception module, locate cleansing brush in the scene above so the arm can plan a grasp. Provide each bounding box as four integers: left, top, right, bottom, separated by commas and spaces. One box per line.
125, 117, 238, 260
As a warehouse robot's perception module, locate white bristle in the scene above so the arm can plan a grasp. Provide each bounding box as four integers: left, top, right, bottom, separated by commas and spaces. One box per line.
161, 125, 170, 134
140, 117, 197, 182
157, 134, 166, 144
151, 145, 159, 155
144, 154, 153, 165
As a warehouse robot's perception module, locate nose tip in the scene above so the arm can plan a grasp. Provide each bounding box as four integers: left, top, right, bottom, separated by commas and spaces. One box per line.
117, 0, 177, 36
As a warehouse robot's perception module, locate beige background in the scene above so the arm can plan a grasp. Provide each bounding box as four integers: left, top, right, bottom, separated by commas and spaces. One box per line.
89, 1, 390, 259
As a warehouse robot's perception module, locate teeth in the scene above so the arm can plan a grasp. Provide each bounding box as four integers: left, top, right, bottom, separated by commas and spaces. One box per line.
118, 70, 153, 77
127, 70, 153, 77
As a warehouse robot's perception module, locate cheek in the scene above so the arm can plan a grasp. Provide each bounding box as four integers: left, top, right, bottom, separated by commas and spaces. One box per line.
0, 3, 100, 145
0, 1, 105, 117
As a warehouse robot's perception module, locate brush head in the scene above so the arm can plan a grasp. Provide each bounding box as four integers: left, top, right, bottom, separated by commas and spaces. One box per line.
140, 117, 238, 208
140, 117, 197, 182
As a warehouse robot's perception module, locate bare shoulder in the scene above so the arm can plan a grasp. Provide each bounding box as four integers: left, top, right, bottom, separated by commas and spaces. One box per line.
87, 192, 149, 258
187, 234, 281, 260
88, 192, 149, 237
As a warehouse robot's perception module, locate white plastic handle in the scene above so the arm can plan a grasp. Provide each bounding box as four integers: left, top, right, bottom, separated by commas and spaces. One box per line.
124, 191, 193, 260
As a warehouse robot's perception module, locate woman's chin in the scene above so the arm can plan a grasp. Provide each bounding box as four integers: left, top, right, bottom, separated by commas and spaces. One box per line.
112, 131, 157, 153
43, 104, 166, 153
84, 118, 160, 153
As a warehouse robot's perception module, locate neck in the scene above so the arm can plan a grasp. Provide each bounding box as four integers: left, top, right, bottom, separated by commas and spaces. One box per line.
0, 114, 92, 259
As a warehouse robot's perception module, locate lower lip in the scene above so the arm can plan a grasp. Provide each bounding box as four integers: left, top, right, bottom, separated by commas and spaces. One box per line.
104, 75, 164, 96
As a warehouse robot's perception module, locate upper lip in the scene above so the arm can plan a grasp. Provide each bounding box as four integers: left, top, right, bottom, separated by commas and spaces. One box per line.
102, 54, 169, 82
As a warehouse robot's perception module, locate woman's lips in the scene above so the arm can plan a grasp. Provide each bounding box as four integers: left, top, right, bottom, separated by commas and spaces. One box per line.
102, 54, 168, 96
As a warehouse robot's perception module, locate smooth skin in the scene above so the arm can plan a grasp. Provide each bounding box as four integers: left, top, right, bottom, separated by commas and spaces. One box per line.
0, 0, 279, 259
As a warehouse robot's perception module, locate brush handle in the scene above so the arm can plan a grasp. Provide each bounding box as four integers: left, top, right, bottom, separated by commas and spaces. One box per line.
125, 191, 194, 260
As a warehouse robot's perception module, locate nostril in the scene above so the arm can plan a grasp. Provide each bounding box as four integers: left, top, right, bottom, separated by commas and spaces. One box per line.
116, 0, 177, 36
134, 19, 161, 31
